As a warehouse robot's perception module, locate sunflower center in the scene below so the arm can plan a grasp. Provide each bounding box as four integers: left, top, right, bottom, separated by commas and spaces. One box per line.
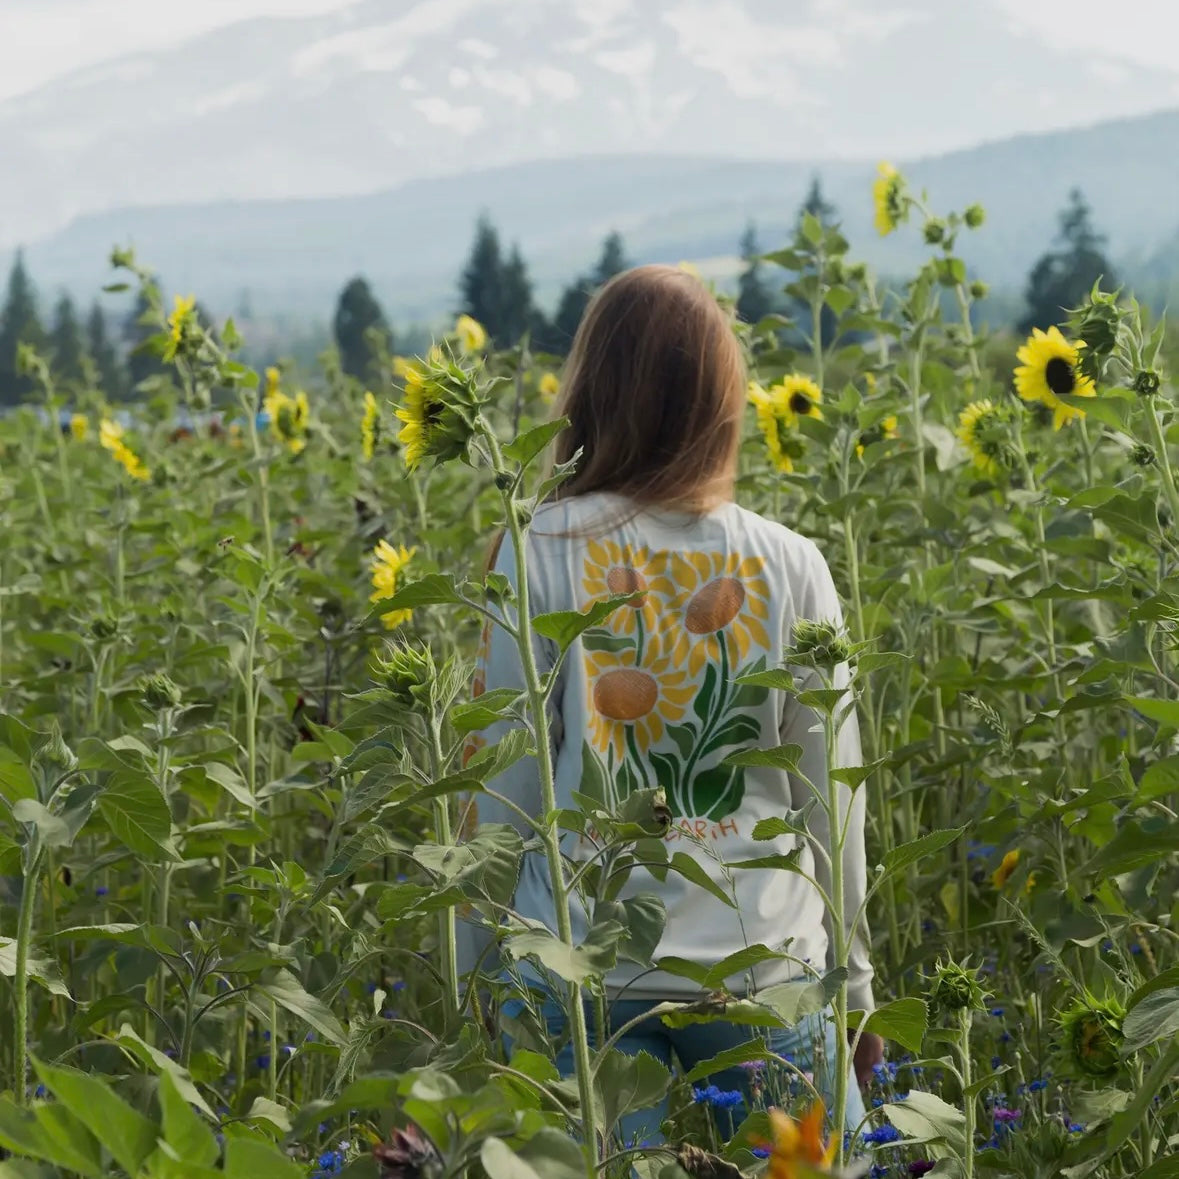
685, 577, 746, 634
606, 566, 648, 606
593, 669, 658, 721
1044, 357, 1076, 397
789, 392, 813, 416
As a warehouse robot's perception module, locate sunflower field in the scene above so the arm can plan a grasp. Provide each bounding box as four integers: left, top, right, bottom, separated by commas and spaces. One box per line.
1, 169, 1178, 1179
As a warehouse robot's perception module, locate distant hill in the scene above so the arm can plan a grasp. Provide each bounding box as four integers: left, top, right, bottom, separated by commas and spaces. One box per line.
6, 107, 1179, 323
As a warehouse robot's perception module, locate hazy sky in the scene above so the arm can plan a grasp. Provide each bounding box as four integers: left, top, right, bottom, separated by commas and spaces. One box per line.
4, 0, 1179, 104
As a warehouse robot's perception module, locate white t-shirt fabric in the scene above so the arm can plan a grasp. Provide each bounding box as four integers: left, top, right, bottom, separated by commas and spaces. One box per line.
459, 491, 875, 1014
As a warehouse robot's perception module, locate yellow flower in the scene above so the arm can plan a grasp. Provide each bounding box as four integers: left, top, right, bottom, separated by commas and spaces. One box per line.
99, 418, 124, 451
99, 418, 149, 481
164, 294, 196, 361
1014, 326, 1096, 430
454, 314, 487, 353
765, 1103, 837, 1178
392, 356, 412, 379
664, 551, 771, 678
539, 372, 560, 401
957, 399, 1007, 478
857, 413, 899, 458
992, 849, 1020, 889
393, 346, 478, 471
749, 376, 822, 474
264, 370, 310, 454
361, 391, 380, 461
69, 414, 89, 442
581, 539, 681, 636
585, 623, 696, 761
873, 162, 905, 236
370, 540, 417, 630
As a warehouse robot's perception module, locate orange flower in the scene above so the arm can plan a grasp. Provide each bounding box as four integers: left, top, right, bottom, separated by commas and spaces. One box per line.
765, 1102, 837, 1178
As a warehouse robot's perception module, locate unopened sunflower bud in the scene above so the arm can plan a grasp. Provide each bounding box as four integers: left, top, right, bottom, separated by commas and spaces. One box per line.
788, 618, 853, 669
376, 641, 435, 709
963, 204, 986, 229
141, 673, 182, 710
90, 616, 119, 641
926, 958, 988, 1015
923, 218, 946, 245
1131, 443, 1156, 467
494, 471, 514, 491
846, 262, 868, 283
373, 1123, 441, 1179
1060, 995, 1125, 1077
1133, 369, 1162, 397
970, 280, 989, 300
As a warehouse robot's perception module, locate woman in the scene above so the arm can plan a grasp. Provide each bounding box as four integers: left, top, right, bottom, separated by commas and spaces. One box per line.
460, 264, 882, 1144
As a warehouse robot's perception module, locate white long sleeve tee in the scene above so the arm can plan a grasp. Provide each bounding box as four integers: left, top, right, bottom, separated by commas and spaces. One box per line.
460, 492, 875, 1013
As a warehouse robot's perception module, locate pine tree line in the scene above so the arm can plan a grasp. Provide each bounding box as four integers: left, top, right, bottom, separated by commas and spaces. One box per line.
0, 182, 1116, 407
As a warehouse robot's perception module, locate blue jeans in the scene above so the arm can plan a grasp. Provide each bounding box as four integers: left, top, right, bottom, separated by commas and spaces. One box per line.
508, 994, 866, 1147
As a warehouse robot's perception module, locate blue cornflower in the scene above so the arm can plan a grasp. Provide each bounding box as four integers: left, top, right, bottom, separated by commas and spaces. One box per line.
366, 982, 378, 994
862, 1123, 902, 1145
990, 1007, 1005, 1017
255, 1054, 271, 1070
262, 1030, 272, 1042
870, 1167, 890, 1179
95, 886, 109, 897
1068, 1122, 1085, 1133
991, 1056, 1002, 1069
691, 1085, 743, 1109
1028, 1079, 1048, 1092
752, 1147, 770, 1159
392, 980, 407, 992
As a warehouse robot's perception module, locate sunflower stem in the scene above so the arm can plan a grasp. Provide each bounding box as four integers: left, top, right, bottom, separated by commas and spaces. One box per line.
1146, 398, 1179, 543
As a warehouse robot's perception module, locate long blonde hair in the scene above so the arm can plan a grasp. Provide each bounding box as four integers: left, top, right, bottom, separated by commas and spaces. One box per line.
550, 264, 746, 511
485, 264, 746, 570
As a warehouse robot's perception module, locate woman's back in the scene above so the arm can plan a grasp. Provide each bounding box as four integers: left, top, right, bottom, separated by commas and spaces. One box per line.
477, 490, 873, 1011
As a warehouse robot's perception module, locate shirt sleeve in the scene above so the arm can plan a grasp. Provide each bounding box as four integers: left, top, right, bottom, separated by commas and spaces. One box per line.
779, 541, 876, 1014
454, 528, 562, 982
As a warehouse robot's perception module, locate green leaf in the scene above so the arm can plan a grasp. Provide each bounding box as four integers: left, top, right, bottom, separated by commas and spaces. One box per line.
684, 1037, 771, 1082
480, 1129, 585, 1179
503, 417, 569, 467
450, 688, 521, 732
256, 971, 346, 1045
723, 744, 802, 773
880, 1089, 966, 1150
0, 939, 72, 998
1088, 818, 1179, 875
30, 1058, 157, 1177
1126, 695, 1179, 727
1128, 965, 1179, 1010
581, 630, 635, 654
1122, 987, 1179, 1053
201, 761, 256, 809
1137, 757, 1179, 803
666, 851, 736, 908
464, 729, 533, 784
371, 573, 465, 616
596, 895, 666, 965
848, 997, 928, 1054
509, 920, 623, 983
223, 1136, 306, 1179
532, 595, 641, 650
831, 758, 891, 789
751, 812, 809, 842
157, 1071, 219, 1167
593, 1049, 671, 1133
733, 668, 796, 692
879, 829, 965, 879
0, 1162, 59, 1179
243, 1097, 292, 1134
11, 800, 73, 849
726, 849, 803, 873
97, 775, 176, 860
112, 1024, 216, 1118
759, 972, 846, 1027
795, 688, 848, 714
0, 1099, 104, 1178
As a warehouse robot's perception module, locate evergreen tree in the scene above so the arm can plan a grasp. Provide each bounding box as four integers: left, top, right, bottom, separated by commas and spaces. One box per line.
736, 222, 776, 326
458, 215, 505, 337
0, 251, 47, 406
1020, 188, 1116, 333
88, 303, 126, 400
332, 277, 392, 384
49, 293, 87, 389
799, 175, 838, 226
550, 231, 630, 349
124, 291, 165, 395
795, 176, 839, 350
499, 246, 535, 344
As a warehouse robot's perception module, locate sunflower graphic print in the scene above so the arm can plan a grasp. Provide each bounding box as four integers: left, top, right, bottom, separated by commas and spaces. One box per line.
579, 540, 771, 819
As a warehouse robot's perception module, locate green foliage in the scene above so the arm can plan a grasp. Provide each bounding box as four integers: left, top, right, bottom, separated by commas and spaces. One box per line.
331, 276, 392, 386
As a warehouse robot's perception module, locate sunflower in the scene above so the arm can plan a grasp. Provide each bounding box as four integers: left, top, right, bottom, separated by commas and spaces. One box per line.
585, 623, 696, 761
538, 372, 560, 402
664, 551, 771, 677
361, 391, 380, 461
991, 848, 1020, 890
370, 540, 417, 629
163, 294, 197, 361
749, 377, 821, 473
856, 413, 898, 458
99, 418, 150, 482
1014, 326, 1096, 430
454, 314, 487, 354
581, 539, 680, 636
957, 399, 1009, 478
69, 413, 89, 442
264, 370, 310, 454
873, 162, 905, 237
764, 1103, 836, 1178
